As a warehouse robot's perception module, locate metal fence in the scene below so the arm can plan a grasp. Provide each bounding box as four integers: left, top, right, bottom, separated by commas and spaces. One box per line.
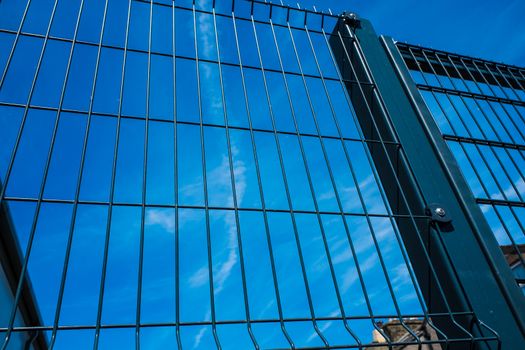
394, 42, 525, 294
0, 0, 523, 349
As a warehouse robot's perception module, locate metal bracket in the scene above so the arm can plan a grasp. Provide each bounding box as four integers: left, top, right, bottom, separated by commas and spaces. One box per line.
342, 12, 360, 28
426, 203, 452, 224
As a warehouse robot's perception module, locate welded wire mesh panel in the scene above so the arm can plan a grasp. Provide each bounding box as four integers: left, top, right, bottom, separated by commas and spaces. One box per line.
397, 42, 525, 294
0, 0, 501, 349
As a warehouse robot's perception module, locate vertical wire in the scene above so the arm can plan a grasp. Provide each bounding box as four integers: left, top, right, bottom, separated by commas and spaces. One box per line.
455, 57, 525, 199
0, 1, 71, 347
270, 15, 373, 346
446, 55, 525, 168
407, 49, 498, 203
135, 0, 154, 348
0, 0, 33, 88
172, 0, 182, 348
0, 0, 64, 208
274, 13, 379, 344
210, 2, 259, 348
332, 23, 477, 342
455, 56, 525, 182
400, 48, 501, 347
503, 66, 525, 101
92, 1, 133, 348
492, 203, 525, 268
481, 61, 525, 143
441, 53, 525, 286
446, 55, 525, 155
249, 10, 330, 348
230, 9, 295, 349
500, 67, 525, 164
267, 15, 363, 346
191, 1, 221, 348
288, 20, 420, 347
473, 60, 508, 98
43, 0, 107, 348
426, 51, 525, 204
305, 23, 440, 347
461, 58, 524, 144
442, 55, 525, 270
517, 69, 525, 90
406, 55, 514, 343
316, 27, 412, 348
493, 64, 523, 101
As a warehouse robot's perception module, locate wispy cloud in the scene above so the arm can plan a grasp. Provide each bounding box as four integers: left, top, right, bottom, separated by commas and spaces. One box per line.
146, 209, 175, 233
178, 144, 247, 296
189, 266, 209, 288
212, 210, 240, 295
196, 1, 215, 58
193, 327, 208, 349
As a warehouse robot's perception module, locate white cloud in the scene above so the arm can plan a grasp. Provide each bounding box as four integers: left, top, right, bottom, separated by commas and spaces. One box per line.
196, 2, 215, 58
189, 266, 209, 288
212, 210, 240, 295
193, 327, 208, 349
146, 209, 175, 233
182, 144, 248, 295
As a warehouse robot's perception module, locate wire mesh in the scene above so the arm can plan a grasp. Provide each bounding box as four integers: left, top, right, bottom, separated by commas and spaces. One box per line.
0, 0, 505, 349
397, 41, 525, 295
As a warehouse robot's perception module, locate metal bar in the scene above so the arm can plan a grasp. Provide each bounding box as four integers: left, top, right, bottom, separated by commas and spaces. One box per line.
273, 27, 382, 344
0, 0, 33, 88
252, 10, 331, 348
135, 0, 153, 348
0, 101, 403, 145
417, 48, 523, 204
211, 1, 259, 347
301, 22, 426, 345
0, 197, 434, 218
0, 28, 380, 89
171, 0, 182, 347
93, 1, 133, 348
1, 0, 70, 348
191, 1, 222, 348
230, 8, 295, 348
309, 23, 449, 346
330, 18, 480, 347
416, 85, 525, 108
442, 135, 525, 151
37, 0, 96, 348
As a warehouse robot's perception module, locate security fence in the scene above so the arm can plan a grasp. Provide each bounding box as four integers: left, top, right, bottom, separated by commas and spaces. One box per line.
0, 0, 523, 349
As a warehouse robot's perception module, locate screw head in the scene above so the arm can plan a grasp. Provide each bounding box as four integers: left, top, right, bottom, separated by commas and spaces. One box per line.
434, 207, 446, 217
347, 12, 357, 20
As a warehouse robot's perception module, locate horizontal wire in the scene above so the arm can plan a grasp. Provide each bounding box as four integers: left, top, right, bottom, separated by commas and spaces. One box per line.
443, 134, 525, 151
0, 101, 401, 146
417, 84, 525, 107
2, 196, 430, 219
0, 28, 368, 87
0, 311, 480, 332
476, 198, 525, 208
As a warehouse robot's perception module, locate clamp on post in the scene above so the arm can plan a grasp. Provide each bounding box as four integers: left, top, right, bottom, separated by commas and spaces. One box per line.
426, 203, 452, 224
342, 12, 360, 28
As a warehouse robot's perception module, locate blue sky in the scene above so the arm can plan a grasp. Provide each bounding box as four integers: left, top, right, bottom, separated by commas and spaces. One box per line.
287, 0, 525, 66
1, 0, 524, 348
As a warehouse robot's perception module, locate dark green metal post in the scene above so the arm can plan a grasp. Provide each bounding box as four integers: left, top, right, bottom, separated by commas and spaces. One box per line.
330, 16, 525, 349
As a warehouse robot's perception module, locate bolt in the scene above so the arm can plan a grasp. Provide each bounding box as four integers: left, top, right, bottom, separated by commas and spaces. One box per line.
434, 207, 446, 217
347, 12, 357, 20
343, 12, 359, 27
